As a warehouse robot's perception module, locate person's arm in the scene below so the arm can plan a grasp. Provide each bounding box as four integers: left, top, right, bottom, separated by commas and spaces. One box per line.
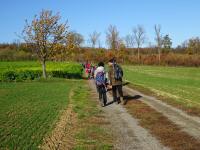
119, 65, 123, 77
108, 68, 112, 85
94, 69, 98, 78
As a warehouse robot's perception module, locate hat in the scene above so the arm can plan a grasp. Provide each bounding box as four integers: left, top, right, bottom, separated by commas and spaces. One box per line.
98, 62, 104, 67
108, 57, 116, 63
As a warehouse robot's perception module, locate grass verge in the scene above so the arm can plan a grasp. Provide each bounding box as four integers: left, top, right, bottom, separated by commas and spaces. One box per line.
127, 83, 200, 117
72, 81, 113, 150
124, 97, 200, 150
123, 65, 200, 117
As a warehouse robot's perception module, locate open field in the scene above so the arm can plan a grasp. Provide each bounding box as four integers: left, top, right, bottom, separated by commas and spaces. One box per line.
0, 78, 113, 149
123, 65, 200, 116
1, 61, 200, 149
0, 61, 83, 81
0, 79, 75, 149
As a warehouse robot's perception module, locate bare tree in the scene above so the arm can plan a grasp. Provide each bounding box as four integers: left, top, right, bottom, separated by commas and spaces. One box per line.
22, 10, 68, 78
117, 38, 126, 50
106, 25, 120, 50
133, 25, 146, 61
67, 31, 84, 48
98, 40, 102, 48
154, 24, 163, 64
125, 34, 134, 48
89, 31, 101, 48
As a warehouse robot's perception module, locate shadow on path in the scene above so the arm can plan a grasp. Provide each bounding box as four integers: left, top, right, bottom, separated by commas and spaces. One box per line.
105, 94, 142, 106
123, 95, 142, 105
106, 100, 115, 106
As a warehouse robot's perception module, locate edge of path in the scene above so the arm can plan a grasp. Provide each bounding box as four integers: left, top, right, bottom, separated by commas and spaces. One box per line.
123, 86, 200, 140
88, 79, 170, 150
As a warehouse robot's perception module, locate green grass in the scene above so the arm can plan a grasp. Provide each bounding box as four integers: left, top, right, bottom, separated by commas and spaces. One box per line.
72, 83, 113, 150
0, 79, 78, 150
0, 79, 113, 149
0, 61, 80, 70
0, 61, 83, 81
123, 65, 200, 115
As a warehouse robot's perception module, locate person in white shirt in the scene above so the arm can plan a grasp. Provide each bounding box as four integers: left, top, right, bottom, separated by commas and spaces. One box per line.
94, 62, 107, 106
94, 62, 105, 78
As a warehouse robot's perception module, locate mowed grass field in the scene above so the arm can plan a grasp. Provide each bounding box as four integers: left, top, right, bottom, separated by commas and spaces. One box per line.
123, 65, 200, 115
0, 61, 113, 149
0, 79, 77, 149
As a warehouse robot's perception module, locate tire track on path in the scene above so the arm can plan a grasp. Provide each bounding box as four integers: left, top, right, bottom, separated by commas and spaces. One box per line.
123, 86, 200, 140
88, 80, 170, 150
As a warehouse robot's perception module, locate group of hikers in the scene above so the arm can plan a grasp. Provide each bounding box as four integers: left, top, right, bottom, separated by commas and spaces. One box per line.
83, 58, 125, 107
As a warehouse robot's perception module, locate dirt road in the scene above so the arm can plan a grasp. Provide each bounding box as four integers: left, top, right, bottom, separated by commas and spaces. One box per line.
123, 86, 200, 140
41, 79, 200, 150
88, 80, 170, 150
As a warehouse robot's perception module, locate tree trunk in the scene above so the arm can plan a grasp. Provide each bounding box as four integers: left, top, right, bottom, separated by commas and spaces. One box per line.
42, 59, 47, 79
158, 48, 161, 65
137, 47, 140, 64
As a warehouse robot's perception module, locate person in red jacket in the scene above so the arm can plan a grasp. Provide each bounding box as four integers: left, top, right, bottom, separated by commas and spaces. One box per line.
85, 61, 91, 79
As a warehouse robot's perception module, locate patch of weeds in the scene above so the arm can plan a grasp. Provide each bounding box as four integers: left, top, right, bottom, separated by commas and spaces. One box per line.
125, 100, 200, 150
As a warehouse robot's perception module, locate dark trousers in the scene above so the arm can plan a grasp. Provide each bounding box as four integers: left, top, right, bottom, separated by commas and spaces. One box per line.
97, 85, 106, 99
112, 85, 123, 101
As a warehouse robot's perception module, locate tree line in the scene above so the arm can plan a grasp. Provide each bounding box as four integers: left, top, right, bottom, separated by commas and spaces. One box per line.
0, 10, 200, 77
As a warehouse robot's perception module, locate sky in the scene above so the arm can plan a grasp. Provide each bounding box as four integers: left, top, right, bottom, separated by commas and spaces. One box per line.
1, 0, 200, 47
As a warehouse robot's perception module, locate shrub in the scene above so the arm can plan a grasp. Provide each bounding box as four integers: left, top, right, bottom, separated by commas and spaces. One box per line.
1, 71, 17, 81
0, 62, 83, 82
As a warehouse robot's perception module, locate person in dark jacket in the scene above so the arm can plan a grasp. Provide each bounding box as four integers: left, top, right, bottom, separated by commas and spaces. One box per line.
108, 58, 124, 104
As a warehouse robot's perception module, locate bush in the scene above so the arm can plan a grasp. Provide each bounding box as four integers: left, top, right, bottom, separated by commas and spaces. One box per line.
16, 70, 42, 81
0, 62, 83, 82
1, 71, 17, 81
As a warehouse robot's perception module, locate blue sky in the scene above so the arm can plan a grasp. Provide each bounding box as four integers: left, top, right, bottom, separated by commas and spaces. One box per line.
1, 0, 200, 47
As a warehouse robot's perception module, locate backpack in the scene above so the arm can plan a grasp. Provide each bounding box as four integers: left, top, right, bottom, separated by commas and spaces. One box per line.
96, 72, 105, 86
113, 64, 123, 80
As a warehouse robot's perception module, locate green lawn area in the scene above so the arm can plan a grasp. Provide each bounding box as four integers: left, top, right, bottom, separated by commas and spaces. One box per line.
123, 65, 200, 115
0, 78, 113, 149
0, 79, 77, 149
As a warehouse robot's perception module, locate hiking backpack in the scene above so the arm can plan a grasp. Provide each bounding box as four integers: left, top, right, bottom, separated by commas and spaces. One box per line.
96, 72, 105, 86
113, 64, 123, 80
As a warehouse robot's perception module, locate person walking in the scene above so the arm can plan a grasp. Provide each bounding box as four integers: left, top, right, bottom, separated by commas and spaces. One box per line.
85, 60, 91, 79
94, 62, 107, 106
108, 58, 125, 104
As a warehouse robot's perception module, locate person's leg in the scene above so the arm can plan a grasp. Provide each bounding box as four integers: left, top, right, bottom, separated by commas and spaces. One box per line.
117, 84, 123, 97
112, 85, 117, 102
95, 83, 98, 92
117, 84, 123, 103
98, 85, 102, 100
102, 85, 107, 106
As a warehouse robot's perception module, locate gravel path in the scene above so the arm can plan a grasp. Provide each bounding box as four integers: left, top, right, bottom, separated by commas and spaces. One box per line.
89, 80, 170, 150
123, 86, 200, 140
